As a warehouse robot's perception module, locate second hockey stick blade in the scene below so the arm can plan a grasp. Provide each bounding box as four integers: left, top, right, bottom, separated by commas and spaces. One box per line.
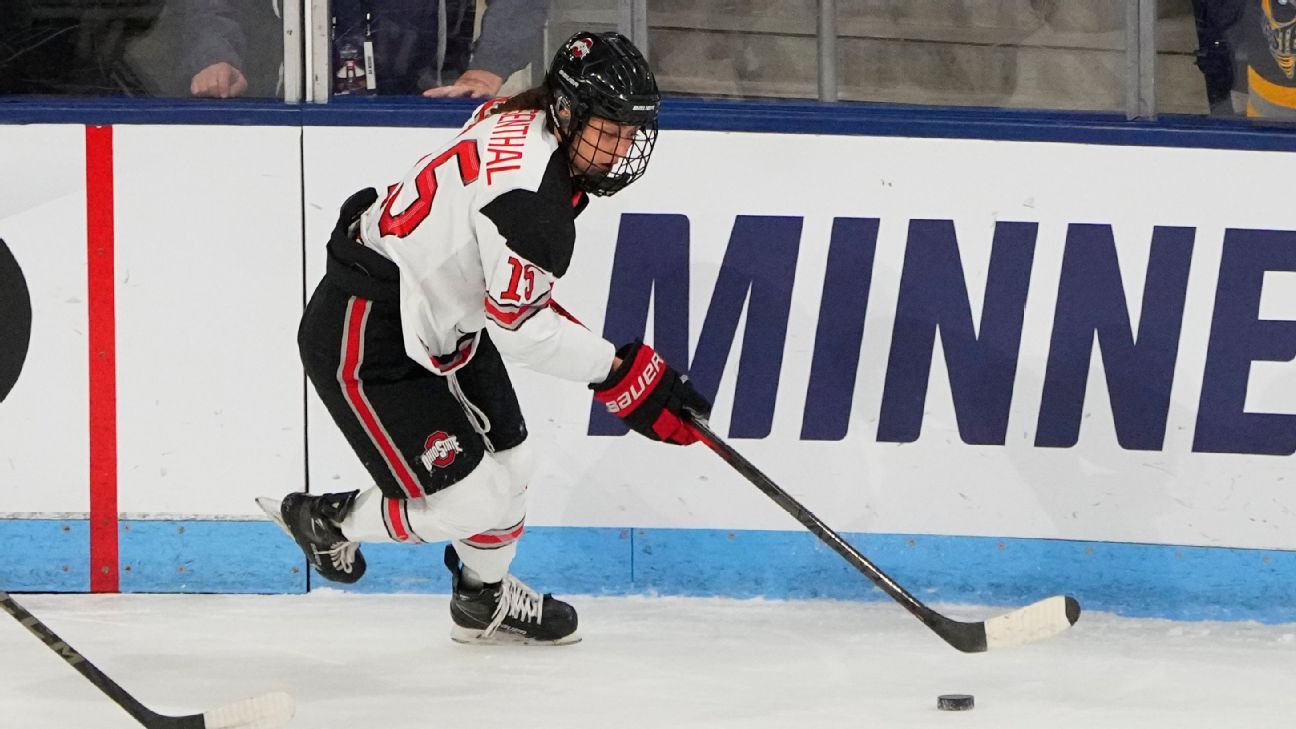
686, 413, 1080, 653
1, 590, 295, 728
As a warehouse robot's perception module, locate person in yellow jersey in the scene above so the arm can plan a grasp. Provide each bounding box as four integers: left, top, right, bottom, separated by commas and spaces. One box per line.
1246, 0, 1296, 119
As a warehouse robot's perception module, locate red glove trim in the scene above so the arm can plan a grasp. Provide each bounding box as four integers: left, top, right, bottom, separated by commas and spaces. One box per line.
652, 410, 700, 445
593, 345, 665, 417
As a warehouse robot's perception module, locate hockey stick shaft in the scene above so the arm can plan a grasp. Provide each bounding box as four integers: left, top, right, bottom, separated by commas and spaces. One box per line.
687, 414, 1080, 652
0, 589, 196, 727
684, 418, 958, 640
0, 591, 294, 727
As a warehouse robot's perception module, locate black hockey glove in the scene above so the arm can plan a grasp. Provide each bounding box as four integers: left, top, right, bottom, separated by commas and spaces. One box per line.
592, 341, 711, 445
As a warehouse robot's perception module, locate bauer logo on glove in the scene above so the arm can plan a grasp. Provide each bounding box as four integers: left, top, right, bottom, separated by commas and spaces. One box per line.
592, 341, 711, 445
601, 351, 663, 414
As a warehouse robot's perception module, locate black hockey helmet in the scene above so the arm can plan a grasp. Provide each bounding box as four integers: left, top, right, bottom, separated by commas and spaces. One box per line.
546, 31, 660, 196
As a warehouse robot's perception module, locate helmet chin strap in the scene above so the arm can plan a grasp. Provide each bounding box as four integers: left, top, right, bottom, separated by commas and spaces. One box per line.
550, 94, 576, 137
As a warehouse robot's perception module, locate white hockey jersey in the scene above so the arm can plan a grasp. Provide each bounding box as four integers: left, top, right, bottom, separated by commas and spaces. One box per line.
352, 101, 616, 384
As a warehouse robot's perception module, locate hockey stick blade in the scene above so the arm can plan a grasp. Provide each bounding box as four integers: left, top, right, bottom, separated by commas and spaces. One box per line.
1, 590, 295, 728
196, 691, 296, 729
981, 594, 1081, 650
926, 594, 1081, 653
685, 413, 1081, 653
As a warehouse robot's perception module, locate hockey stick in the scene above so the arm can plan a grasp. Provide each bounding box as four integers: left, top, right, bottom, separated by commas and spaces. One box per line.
685, 413, 1081, 653
0, 590, 295, 728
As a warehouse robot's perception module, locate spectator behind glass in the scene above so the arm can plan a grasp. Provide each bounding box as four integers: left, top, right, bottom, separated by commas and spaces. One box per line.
178, 0, 545, 99
179, 0, 283, 98
332, 0, 546, 99
1190, 0, 1246, 116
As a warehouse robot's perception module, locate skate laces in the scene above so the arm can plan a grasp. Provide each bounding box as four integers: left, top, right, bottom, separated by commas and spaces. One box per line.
484, 576, 543, 637
314, 541, 359, 574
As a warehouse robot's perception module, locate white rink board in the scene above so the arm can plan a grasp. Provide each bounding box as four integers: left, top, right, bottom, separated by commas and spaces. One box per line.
3, 122, 1295, 552
0, 126, 90, 514
0, 125, 304, 518
304, 127, 1296, 550
112, 126, 305, 516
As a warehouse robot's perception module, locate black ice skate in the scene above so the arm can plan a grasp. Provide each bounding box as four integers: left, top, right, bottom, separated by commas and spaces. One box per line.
256, 491, 366, 584
444, 545, 580, 645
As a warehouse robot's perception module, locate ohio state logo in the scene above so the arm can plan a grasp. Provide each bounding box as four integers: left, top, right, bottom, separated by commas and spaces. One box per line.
419, 431, 463, 471
569, 38, 594, 58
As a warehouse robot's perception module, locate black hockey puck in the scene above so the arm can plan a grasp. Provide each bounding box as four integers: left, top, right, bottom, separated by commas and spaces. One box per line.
937, 694, 974, 711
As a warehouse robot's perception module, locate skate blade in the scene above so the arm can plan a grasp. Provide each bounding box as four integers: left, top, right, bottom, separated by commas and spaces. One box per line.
254, 497, 291, 538
450, 625, 582, 646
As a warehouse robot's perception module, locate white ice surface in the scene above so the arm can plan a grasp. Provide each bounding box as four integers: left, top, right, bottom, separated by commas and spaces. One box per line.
2, 592, 1294, 729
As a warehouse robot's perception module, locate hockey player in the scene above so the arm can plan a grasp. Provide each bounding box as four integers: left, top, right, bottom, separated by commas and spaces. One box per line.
259, 31, 710, 645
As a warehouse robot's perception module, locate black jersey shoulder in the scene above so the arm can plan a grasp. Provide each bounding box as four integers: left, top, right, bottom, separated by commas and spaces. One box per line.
480, 148, 581, 277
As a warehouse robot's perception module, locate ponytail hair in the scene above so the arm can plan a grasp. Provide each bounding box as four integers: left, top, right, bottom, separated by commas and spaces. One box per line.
488, 85, 552, 116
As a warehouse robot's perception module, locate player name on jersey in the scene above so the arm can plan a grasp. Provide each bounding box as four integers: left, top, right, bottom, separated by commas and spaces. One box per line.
485, 111, 538, 185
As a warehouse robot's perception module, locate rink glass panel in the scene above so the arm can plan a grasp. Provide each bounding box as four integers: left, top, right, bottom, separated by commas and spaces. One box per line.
2, 0, 1292, 125
555, 1, 1132, 114
548, 0, 1296, 125
0, 1, 288, 99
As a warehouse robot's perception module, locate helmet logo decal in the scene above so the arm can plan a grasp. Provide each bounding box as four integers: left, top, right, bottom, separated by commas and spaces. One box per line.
568, 38, 594, 59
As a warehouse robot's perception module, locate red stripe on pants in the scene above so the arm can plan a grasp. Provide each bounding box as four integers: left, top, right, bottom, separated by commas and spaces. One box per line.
339, 298, 425, 498
385, 498, 416, 542
465, 521, 525, 547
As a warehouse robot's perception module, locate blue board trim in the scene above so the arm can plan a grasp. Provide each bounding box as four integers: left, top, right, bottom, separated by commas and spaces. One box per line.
1, 519, 1292, 623
0, 97, 305, 126
2, 95, 1295, 151
0, 519, 88, 592
118, 520, 305, 594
